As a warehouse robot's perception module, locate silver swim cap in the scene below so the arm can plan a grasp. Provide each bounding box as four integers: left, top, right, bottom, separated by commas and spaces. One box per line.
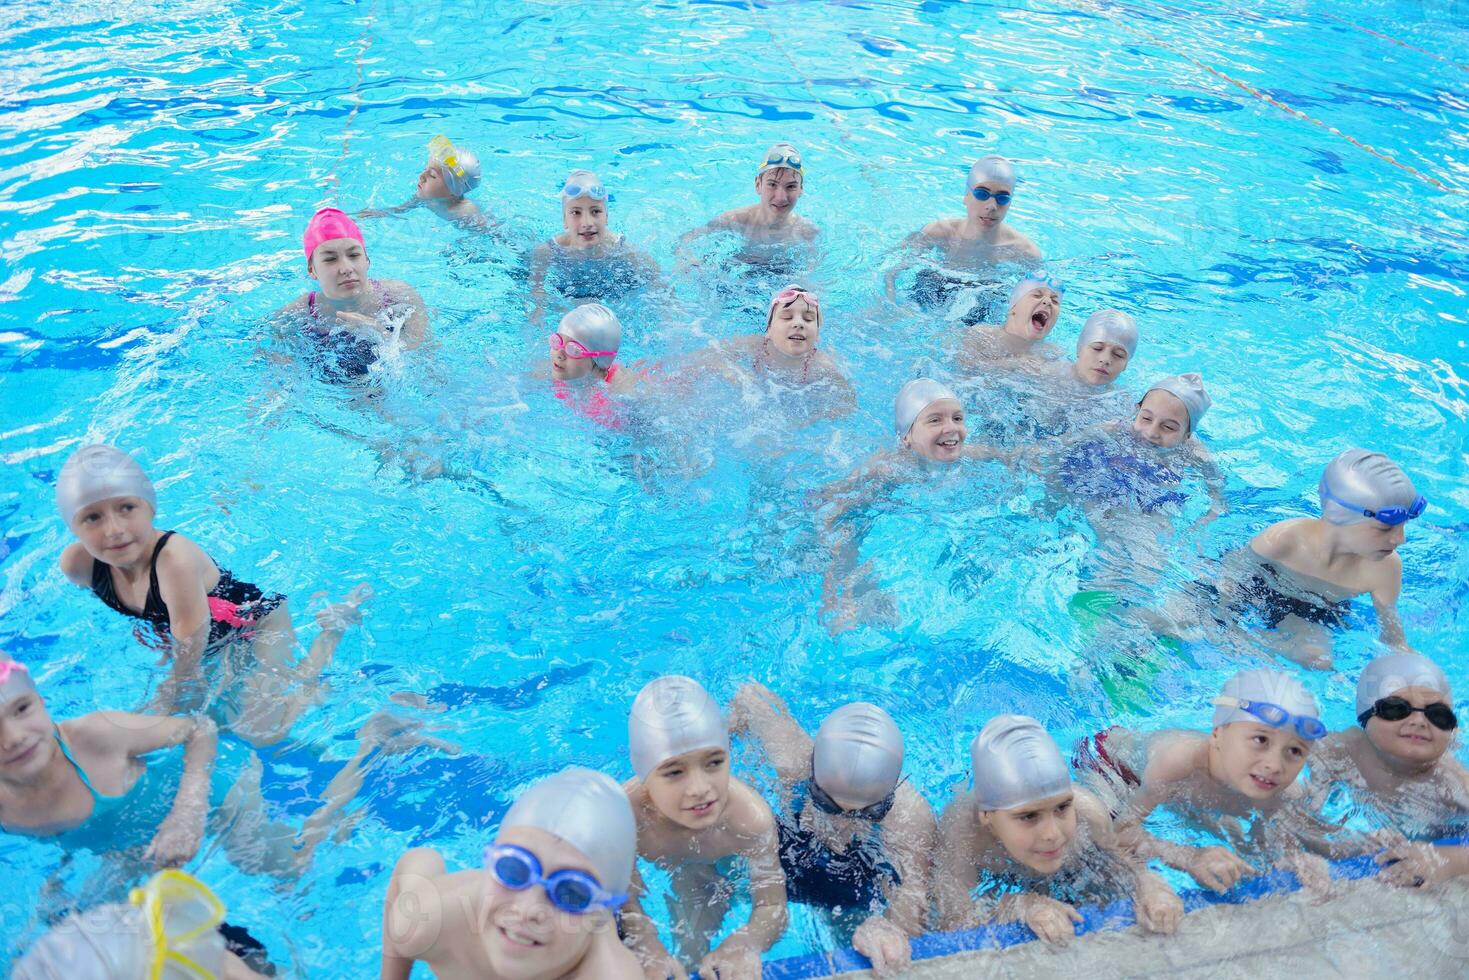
812, 703, 904, 807
499, 767, 637, 894
1318, 449, 1422, 526
0, 655, 36, 705
429, 136, 481, 197
1212, 668, 1319, 728
1144, 373, 1210, 432
1077, 309, 1138, 358
970, 715, 1072, 812
55, 445, 156, 529
966, 155, 1016, 191
1355, 653, 1451, 718
559, 303, 622, 369
629, 676, 728, 782
894, 378, 959, 437
1007, 275, 1064, 313
560, 169, 607, 201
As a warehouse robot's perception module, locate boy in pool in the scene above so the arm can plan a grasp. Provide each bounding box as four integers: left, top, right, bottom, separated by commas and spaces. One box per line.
1075, 668, 1331, 895
935, 715, 1181, 944
955, 275, 1065, 373
381, 767, 642, 980
529, 169, 661, 326
620, 676, 788, 980
1305, 653, 1468, 887
274, 207, 430, 383
1212, 448, 1426, 668
55, 444, 369, 746
679, 142, 819, 254
1062, 309, 1137, 390
728, 682, 934, 976
357, 135, 491, 232
885, 155, 1042, 317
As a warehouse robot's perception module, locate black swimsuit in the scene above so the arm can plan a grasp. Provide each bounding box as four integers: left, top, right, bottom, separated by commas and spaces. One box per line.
1234, 561, 1352, 629
89, 531, 285, 647
776, 783, 900, 913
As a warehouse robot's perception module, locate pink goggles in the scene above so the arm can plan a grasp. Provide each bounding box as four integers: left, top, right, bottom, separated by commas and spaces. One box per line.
549, 333, 615, 360
0, 659, 34, 698
770, 286, 819, 309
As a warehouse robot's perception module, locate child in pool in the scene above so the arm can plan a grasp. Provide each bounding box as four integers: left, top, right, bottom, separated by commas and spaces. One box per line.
357, 135, 492, 232
1074, 668, 1331, 895
679, 142, 819, 256
529, 169, 661, 326
1061, 309, 1137, 390
1213, 448, 1425, 668
273, 208, 430, 383
884, 155, 1042, 311
728, 683, 934, 977
620, 676, 788, 980
1304, 653, 1468, 887
55, 444, 369, 746
934, 715, 1181, 944
955, 275, 1065, 373
381, 767, 642, 980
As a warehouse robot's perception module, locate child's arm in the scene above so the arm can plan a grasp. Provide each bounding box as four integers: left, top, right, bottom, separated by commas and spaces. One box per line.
393, 282, 431, 349
726, 682, 814, 785
1080, 791, 1182, 935
675, 214, 732, 266
380, 848, 447, 980
620, 860, 688, 980
699, 810, 788, 980
58, 543, 94, 588
994, 891, 1083, 945
1188, 444, 1228, 535
528, 243, 552, 327
1369, 555, 1409, 648
357, 199, 420, 219
854, 793, 935, 974
882, 229, 929, 302
152, 543, 216, 716
933, 797, 983, 930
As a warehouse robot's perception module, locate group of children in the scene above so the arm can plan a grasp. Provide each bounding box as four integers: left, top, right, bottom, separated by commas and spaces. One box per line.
2, 134, 1459, 980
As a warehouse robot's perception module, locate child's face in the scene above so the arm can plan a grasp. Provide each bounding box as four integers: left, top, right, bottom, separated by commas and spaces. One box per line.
549, 332, 598, 381
981, 790, 1077, 874
1209, 721, 1310, 799
902, 398, 967, 462
0, 690, 55, 784
561, 197, 609, 250
479, 826, 604, 980
71, 496, 156, 566
643, 747, 730, 830
766, 296, 820, 358
755, 167, 803, 213
417, 163, 451, 200
1364, 685, 1455, 767
964, 181, 1012, 229
308, 238, 370, 300
1075, 341, 1130, 387
1002, 287, 1060, 341
1132, 390, 1189, 448
1330, 518, 1407, 562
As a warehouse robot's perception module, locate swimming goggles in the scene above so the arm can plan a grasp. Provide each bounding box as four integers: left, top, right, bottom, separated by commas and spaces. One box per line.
809, 767, 900, 822
428, 136, 467, 182
0, 660, 29, 685
1211, 696, 1328, 741
484, 844, 627, 914
560, 179, 607, 201
760, 149, 803, 173
128, 869, 227, 980
1320, 487, 1427, 527
1358, 696, 1458, 731
771, 286, 819, 308
971, 187, 1013, 206
549, 333, 615, 360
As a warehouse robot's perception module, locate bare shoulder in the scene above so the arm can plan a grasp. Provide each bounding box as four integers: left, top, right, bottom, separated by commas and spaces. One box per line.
59, 542, 95, 585
922, 219, 959, 240
728, 777, 777, 836
1073, 786, 1113, 829
154, 532, 213, 578
1142, 730, 1206, 785
894, 781, 936, 827
937, 790, 978, 838
1249, 518, 1312, 561
720, 205, 758, 227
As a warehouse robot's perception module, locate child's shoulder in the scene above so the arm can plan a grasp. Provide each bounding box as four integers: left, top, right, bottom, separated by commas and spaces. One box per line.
1249, 517, 1315, 561
59, 541, 95, 584
1141, 729, 1207, 783
921, 218, 961, 239
727, 776, 777, 831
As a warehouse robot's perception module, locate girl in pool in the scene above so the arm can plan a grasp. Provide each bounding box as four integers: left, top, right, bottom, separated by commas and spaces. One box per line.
729, 683, 934, 977
528, 169, 661, 326
357, 135, 492, 233
55, 444, 369, 746
935, 715, 1182, 945
620, 676, 788, 980
955, 275, 1065, 373
1063, 309, 1136, 390
273, 207, 430, 384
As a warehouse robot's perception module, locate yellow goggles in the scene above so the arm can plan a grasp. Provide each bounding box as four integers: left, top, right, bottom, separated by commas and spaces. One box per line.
129, 869, 228, 980
429, 135, 467, 179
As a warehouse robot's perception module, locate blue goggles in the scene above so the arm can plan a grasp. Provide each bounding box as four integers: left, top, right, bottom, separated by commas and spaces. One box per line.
1212, 697, 1327, 741
760, 149, 802, 173
561, 180, 607, 201
971, 186, 1013, 206
1321, 487, 1426, 527
485, 844, 625, 915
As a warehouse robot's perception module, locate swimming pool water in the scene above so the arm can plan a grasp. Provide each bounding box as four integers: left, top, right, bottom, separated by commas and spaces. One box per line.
1, 0, 1467, 973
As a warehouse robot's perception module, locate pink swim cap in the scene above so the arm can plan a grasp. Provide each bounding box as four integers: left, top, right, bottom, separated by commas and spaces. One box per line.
303, 207, 364, 259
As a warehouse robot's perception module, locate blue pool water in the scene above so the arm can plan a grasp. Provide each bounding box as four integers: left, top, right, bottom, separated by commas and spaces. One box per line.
1, 0, 1467, 973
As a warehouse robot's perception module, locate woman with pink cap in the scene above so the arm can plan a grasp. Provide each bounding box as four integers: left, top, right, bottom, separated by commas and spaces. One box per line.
274, 207, 430, 382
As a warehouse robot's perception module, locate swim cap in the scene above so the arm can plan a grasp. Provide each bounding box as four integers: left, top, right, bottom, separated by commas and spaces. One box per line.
758, 142, 803, 176
1077, 309, 1138, 358
1143, 373, 1210, 432
1318, 449, 1421, 526
429, 135, 481, 197
303, 207, 364, 260
894, 378, 959, 437
1007, 275, 1064, 313
970, 715, 1072, 812
629, 676, 728, 782
560, 169, 607, 201
812, 703, 904, 808
1212, 669, 1319, 728
499, 767, 637, 895
55, 444, 156, 529
1355, 653, 1452, 718
0, 655, 36, 704
558, 303, 622, 370
13, 870, 227, 980
966, 155, 1016, 191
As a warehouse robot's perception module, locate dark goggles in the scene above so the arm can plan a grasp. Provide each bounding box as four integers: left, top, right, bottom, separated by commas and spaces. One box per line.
809, 768, 899, 822
484, 844, 626, 915
971, 187, 1013, 206
1358, 696, 1458, 732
